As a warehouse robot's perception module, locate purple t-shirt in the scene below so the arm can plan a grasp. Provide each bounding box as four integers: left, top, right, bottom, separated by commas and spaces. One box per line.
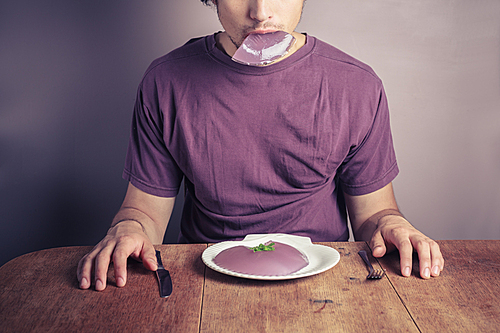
123, 33, 399, 243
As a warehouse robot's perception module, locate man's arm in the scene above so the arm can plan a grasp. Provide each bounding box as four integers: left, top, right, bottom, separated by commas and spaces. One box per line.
344, 182, 444, 279
77, 183, 176, 291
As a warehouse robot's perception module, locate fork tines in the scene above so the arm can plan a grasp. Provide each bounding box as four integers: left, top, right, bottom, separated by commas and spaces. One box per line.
367, 268, 386, 279
359, 250, 386, 280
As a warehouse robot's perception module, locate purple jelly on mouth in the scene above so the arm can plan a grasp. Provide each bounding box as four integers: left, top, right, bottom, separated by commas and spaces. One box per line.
232, 31, 296, 66
213, 241, 309, 276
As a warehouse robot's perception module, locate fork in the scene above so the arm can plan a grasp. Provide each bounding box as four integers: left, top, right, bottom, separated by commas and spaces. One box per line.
358, 250, 386, 279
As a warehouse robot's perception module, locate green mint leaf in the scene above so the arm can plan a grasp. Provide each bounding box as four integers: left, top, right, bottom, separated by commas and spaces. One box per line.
250, 242, 276, 252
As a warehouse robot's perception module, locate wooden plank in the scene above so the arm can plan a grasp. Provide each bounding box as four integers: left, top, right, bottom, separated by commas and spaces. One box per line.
0, 244, 207, 332
378, 240, 500, 332
200, 242, 418, 332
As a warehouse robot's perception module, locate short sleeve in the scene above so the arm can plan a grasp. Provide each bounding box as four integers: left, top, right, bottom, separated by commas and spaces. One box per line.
122, 75, 183, 197
339, 87, 399, 196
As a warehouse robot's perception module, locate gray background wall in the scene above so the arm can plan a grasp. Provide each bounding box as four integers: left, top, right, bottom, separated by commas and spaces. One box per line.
1, 0, 499, 266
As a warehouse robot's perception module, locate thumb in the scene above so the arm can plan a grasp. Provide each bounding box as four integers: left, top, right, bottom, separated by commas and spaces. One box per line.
370, 230, 387, 258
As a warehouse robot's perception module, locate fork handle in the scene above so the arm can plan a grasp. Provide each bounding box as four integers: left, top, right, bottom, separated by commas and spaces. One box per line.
358, 250, 373, 269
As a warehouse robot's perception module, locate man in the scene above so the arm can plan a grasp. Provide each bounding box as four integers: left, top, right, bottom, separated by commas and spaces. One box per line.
78, 0, 444, 291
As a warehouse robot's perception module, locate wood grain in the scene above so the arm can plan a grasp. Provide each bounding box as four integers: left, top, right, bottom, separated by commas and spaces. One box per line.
379, 240, 500, 332
5, 240, 497, 332
200, 242, 418, 332
0, 244, 207, 333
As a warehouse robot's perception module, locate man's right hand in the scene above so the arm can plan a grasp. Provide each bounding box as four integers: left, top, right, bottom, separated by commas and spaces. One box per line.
77, 183, 175, 291
77, 220, 158, 291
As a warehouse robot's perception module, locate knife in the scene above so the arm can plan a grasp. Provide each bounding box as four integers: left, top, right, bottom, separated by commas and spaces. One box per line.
155, 250, 172, 298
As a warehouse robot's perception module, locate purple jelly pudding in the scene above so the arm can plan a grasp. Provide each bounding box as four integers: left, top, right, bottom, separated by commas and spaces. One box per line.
213, 241, 309, 276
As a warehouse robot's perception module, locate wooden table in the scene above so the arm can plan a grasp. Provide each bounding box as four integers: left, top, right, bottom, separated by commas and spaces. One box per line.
1, 240, 499, 332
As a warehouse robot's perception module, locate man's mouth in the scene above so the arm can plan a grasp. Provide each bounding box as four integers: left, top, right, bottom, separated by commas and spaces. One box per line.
245, 29, 278, 38
243, 24, 285, 39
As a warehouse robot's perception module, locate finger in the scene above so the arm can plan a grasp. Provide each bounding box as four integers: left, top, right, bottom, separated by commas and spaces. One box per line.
414, 239, 432, 279
397, 239, 414, 277
112, 242, 135, 288
140, 243, 158, 271
429, 241, 444, 277
369, 230, 387, 258
94, 245, 115, 291
77, 253, 94, 290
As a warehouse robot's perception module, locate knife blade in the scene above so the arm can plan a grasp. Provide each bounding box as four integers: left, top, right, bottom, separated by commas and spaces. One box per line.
155, 250, 172, 298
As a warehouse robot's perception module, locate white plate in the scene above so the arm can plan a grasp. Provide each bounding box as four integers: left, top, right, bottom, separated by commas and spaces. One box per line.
202, 233, 340, 280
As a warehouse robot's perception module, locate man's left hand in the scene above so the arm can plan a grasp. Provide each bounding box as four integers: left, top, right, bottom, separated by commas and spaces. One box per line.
369, 214, 444, 279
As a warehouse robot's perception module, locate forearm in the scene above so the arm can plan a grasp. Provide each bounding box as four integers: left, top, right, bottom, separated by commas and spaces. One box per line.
109, 183, 176, 244
345, 183, 401, 241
